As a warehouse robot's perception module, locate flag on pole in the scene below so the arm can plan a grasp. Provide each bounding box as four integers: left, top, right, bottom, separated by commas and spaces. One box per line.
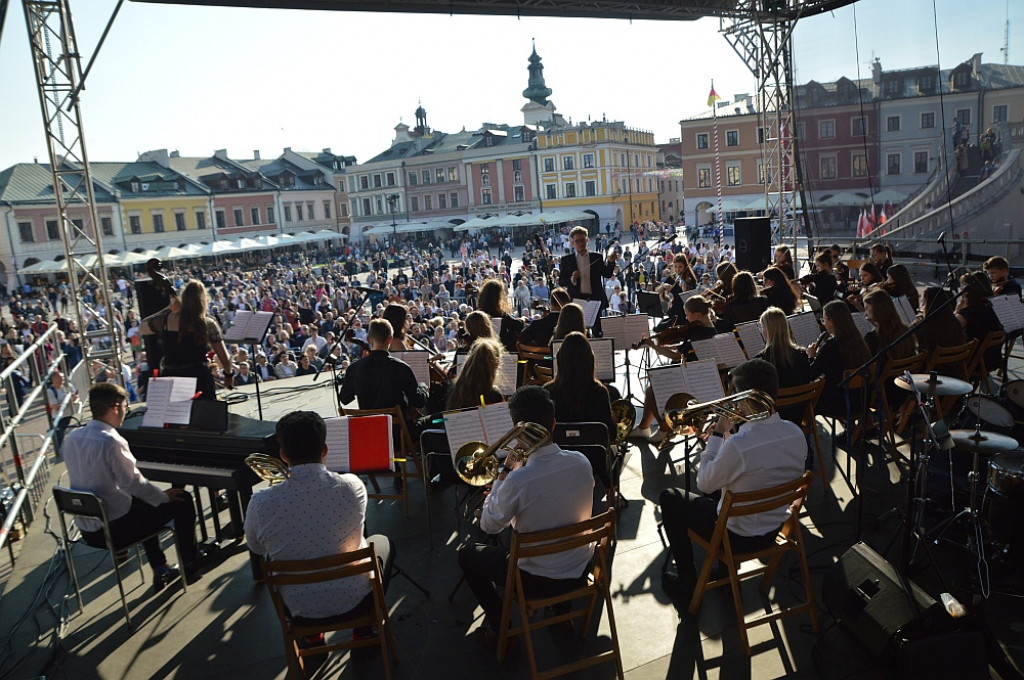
856, 210, 866, 238
707, 86, 721, 108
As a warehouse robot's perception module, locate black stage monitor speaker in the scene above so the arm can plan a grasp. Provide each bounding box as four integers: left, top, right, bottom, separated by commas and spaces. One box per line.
733, 217, 771, 273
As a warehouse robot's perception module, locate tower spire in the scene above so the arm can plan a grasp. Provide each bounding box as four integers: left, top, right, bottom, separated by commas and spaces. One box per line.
523, 41, 553, 106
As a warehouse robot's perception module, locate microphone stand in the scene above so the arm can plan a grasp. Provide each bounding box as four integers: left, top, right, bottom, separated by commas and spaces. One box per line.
324, 289, 372, 415
838, 282, 973, 542
937, 231, 959, 294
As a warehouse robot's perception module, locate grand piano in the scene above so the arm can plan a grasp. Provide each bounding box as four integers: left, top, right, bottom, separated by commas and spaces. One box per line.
119, 411, 279, 546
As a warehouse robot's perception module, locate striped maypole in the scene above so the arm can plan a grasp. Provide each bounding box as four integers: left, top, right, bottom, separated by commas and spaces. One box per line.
709, 82, 724, 248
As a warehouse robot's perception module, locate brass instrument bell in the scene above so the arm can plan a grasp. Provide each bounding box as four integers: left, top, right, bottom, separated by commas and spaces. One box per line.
454, 421, 551, 486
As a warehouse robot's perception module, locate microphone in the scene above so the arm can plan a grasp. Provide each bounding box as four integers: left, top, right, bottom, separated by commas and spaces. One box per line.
936, 231, 946, 244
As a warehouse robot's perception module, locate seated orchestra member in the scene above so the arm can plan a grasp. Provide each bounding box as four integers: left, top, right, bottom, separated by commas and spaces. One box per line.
762, 266, 798, 315
477, 279, 523, 354
519, 287, 572, 348
772, 245, 796, 281
830, 244, 850, 285
863, 289, 917, 359
339, 318, 428, 413
544, 331, 615, 436
658, 359, 806, 599
559, 225, 619, 337
456, 310, 498, 358
846, 262, 885, 312
870, 242, 894, 278
807, 300, 871, 417
957, 271, 1003, 375
245, 411, 393, 654
756, 307, 812, 422
63, 382, 207, 588
382, 303, 413, 351
984, 255, 1022, 298
447, 338, 505, 411
718, 271, 769, 331
916, 287, 968, 377
457, 386, 595, 649
654, 253, 696, 332
802, 251, 840, 306
552, 302, 587, 341
885, 264, 919, 312
714, 261, 737, 299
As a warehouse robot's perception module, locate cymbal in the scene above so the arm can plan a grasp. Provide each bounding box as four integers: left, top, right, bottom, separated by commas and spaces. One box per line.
894, 373, 972, 397
949, 429, 1019, 454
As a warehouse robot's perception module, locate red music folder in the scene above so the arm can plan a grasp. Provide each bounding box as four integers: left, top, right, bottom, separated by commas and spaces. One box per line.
324, 414, 394, 473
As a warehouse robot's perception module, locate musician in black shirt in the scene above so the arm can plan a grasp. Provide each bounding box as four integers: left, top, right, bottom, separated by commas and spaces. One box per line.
339, 319, 428, 412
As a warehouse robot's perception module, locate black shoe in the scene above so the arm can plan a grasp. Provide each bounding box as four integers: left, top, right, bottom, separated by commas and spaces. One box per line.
184, 547, 213, 581
661, 572, 695, 612
153, 564, 181, 592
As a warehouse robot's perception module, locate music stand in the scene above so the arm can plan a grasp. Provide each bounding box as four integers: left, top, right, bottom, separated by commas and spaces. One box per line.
636, 291, 663, 319
223, 311, 275, 420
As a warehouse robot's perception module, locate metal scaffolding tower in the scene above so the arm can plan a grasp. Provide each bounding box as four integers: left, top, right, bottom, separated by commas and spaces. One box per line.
22, 0, 123, 385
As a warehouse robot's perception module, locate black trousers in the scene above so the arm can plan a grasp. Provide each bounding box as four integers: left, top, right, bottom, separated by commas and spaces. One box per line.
81, 496, 197, 571
659, 488, 779, 586
457, 543, 589, 631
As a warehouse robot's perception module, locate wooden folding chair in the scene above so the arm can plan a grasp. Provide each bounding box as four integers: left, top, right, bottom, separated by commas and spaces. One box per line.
967, 330, 1007, 395
263, 546, 396, 680
517, 342, 552, 386
687, 472, 817, 655
552, 422, 620, 510
533, 364, 554, 383
341, 405, 424, 516
775, 377, 826, 485
869, 351, 926, 460
496, 509, 623, 680
895, 340, 977, 434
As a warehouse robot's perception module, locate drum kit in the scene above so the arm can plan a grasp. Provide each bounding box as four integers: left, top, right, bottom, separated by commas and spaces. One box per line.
895, 372, 1024, 587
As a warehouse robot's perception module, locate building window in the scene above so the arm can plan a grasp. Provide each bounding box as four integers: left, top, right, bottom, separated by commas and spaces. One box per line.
249, 207, 259, 225
914, 151, 929, 173
424, 195, 432, 210
953, 70, 969, 89
726, 164, 741, 186
46, 219, 59, 240
757, 127, 766, 144
232, 209, 243, 226
565, 182, 577, 198
153, 214, 165, 232
481, 171, 491, 187
101, 216, 113, 236
450, 193, 458, 208
438, 193, 446, 209
919, 75, 934, 91
852, 154, 868, 177
885, 79, 901, 96
360, 176, 369, 190
563, 156, 575, 171
448, 167, 457, 181
993, 105, 1008, 123
583, 153, 595, 168
887, 153, 901, 175
386, 172, 395, 186
726, 130, 739, 147
410, 197, 419, 212
819, 120, 835, 139
481, 189, 492, 205
376, 198, 383, 214
176, 212, 188, 230
284, 205, 293, 222
512, 159, 522, 171
956, 108, 971, 126
513, 170, 522, 183
373, 174, 382, 188
513, 186, 524, 202
584, 180, 596, 197
435, 168, 445, 183
886, 116, 901, 132
796, 123, 806, 140
307, 202, 315, 220
545, 184, 557, 199
18, 221, 33, 242
696, 133, 709, 149
852, 117, 867, 136
820, 156, 837, 180
267, 206, 275, 224
323, 201, 332, 219
195, 211, 207, 230
921, 112, 935, 129
295, 204, 303, 221
697, 167, 711, 188
408, 172, 418, 186
422, 170, 431, 185
340, 204, 348, 217
543, 158, 555, 172
757, 161, 766, 184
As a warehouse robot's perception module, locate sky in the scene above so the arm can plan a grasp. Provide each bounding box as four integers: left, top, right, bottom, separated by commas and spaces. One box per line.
0, 0, 1018, 171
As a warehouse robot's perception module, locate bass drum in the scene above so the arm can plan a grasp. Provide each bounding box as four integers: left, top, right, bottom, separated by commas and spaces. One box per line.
985, 451, 1024, 557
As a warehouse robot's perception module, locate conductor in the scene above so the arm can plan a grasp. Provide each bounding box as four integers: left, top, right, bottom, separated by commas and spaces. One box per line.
558, 226, 619, 336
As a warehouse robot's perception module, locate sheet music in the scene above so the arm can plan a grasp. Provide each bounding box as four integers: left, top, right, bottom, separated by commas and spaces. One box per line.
678, 289, 700, 305
571, 298, 603, 328
490, 316, 503, 337
735, 321, 765, 359
714, 333, 748, 368
443, 409, 487, 455
495, 353, 518, 396
647, 364, 687, 413
682, 359, 727, 403
893, 296, 918, 326
850, 311, 874, 336
788, 311, 821, 348
552, 338, 615, 381
224, 310, 274, 343
990, 294, 1024, 332
480, 401, 515, 442
688, 338, 717, 363
324, 416, 351, 472
391, 351, 430, 385
142, 376, 198, 428
600, 314, 648, 349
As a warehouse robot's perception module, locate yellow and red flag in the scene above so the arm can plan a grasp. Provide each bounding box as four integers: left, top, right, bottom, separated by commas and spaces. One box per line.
707, 86, 721, 108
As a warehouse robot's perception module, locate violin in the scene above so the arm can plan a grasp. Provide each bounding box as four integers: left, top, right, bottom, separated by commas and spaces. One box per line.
342, 328, 371, 354
631, 321, 701, 350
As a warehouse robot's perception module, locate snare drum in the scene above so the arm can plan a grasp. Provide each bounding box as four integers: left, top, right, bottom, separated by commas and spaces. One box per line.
985, 451, 1024, 555
959, 395, 1015, 434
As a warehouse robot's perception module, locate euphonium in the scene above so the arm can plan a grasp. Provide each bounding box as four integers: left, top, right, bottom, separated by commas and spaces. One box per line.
663, 389, 776, 433
610, 398, 636, 445
454, 421, 551, 486
245, 453, 290, 485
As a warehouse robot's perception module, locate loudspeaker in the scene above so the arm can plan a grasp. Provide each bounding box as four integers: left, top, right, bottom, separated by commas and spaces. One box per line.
733, 217, 771, 273
134, 279, 170, 393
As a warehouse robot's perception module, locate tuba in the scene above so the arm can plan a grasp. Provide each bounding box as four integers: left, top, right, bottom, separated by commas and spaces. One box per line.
455, 421, 551, 486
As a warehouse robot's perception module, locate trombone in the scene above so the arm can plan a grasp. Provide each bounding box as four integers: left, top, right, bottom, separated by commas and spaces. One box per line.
661, 389, 775, 443
454, 421, 551, 486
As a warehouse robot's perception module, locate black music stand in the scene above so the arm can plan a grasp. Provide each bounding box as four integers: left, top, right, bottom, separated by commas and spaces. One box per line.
223, 312, 275, 420
636, 291, 663, 319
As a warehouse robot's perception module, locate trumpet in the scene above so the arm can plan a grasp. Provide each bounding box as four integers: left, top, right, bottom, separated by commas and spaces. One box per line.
455, 421, 551, 486
662, 389, 776, 433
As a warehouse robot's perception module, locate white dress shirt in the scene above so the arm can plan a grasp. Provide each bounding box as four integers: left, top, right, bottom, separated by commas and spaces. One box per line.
245, 464, 369, 618
696, 412, 806, 537
62, 419, 169, 533
480, 443, 595, 579
575, 252, 593, 295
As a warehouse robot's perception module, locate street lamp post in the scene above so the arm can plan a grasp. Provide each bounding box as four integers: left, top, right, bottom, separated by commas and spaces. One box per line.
387, 193, 399, 245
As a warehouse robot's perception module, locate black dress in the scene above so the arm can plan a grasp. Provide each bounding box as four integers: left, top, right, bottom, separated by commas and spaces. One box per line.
546, 381, 615, 436
720, 297, 770, 330
960, 302, 1003, 372
757, 344, 812, 424
808, 339, 859, 417
148, 309, 222, 400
